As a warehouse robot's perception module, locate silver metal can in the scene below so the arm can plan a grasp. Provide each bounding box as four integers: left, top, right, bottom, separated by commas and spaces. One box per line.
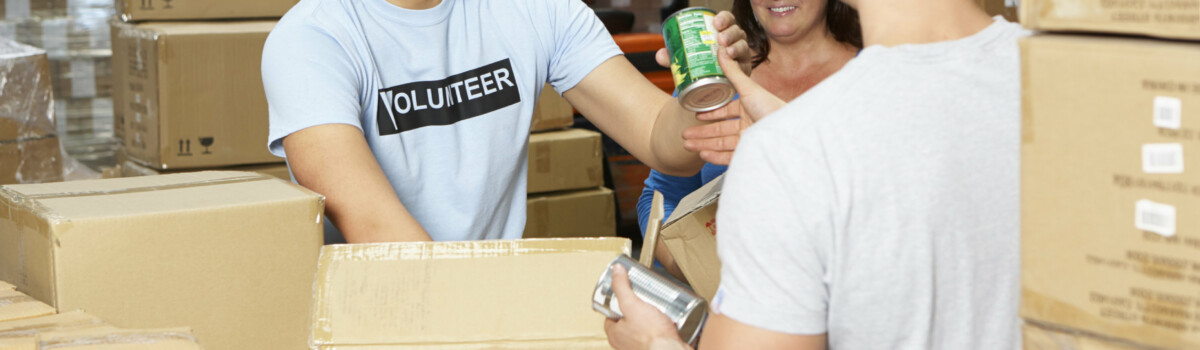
592, 254, 708, 345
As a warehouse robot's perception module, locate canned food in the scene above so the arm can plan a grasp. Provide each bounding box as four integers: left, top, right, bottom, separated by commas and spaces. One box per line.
663, 7, 735, 112
592, 254, 708, 345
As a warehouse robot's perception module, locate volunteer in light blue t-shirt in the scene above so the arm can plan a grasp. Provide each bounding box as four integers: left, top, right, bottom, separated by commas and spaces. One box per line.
261, 0, 752, 243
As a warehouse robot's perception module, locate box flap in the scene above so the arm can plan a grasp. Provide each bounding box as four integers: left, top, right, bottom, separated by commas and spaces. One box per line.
136, 21, 277, 36
0, 290, 54, 323
38, 327, 201, 349
0, 310, 106, 338
311, 238, 630, 348
664, 175, 723, 226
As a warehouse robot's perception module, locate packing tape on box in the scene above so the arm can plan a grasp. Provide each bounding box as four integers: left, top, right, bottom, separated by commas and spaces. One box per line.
320, 238, 631, 262
39, 331, 197, 349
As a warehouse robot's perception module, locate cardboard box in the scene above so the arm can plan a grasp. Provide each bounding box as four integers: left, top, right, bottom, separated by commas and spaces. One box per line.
1020, 0, 1200, 40
1021, 35, 1200, 349
0, 290, 54, 323
0, 39, 62, 185
116, 0, 298, 22
658, 175, 722, 302
525, 187, 616, 238
38, 327, 201, 349
310, 238, 630, 349
0, 311, 109, 338
113, 20, 281, 169
1023, 322, 1149, 350
0, 337, 35, 350
117, 159, 291, 180
527, 128, 604, 193
531, 84, 574, 132
0, 171, 324, 350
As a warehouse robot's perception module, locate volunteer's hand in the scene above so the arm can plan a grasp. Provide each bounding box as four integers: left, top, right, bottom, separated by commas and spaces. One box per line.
603, 265, 688, 350
685, 44, 786, 165
656, 11, 752, 76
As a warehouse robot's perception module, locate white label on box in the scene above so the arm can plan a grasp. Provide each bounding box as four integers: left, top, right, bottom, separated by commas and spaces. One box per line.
1135, 199, 1176, 237
6, 0, 30, 19
1154, 96, 1182, 130
1142, 143, 1184, 174
70, 60, 97, 98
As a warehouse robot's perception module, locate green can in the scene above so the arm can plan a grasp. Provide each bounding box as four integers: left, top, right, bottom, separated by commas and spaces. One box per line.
663, 7, 735, 112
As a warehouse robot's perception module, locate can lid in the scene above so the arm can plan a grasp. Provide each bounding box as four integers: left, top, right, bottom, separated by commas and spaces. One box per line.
681, 78, 735, 112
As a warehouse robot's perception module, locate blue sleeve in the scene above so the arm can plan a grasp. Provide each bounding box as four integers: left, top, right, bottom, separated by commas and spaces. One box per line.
262, 18, 364, 157
637, 169, 705, 236
545, 0, 622, 93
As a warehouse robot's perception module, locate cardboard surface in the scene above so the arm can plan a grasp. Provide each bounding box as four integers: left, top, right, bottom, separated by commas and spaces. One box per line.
1021, 34, 1200, 350
118, 159, 290, 180
117, 0, 298, 21
114, 20, 282, 169
310, 238, 630, 349
0, 39, 62, 185
0, 171, 324, 350
1023, 322, 1151, 350
0, 311, 108, 338
0, 337, 35, 350
531, 84, 574, 132
1020, 0, 1200, 40
524, 187, 616, 239
659, 175, 722, 302
38, 327, 201, 349
0, 290, 54, 323
527, 129, 604, 193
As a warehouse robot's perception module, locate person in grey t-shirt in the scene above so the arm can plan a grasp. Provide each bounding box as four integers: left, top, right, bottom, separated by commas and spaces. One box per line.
603, 0, 1029, 348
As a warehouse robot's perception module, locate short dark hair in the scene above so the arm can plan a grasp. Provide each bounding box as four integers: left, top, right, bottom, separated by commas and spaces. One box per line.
732, 0, 862, 68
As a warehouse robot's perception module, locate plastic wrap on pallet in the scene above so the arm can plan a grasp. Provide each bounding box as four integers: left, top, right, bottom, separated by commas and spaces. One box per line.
0, 38, 63, 185
1, 0, 113, 20
49, 55, 110, 99
0, 14, 111, 59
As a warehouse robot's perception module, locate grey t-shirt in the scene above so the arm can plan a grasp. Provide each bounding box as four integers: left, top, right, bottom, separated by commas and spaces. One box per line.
713, 18, 1028, 349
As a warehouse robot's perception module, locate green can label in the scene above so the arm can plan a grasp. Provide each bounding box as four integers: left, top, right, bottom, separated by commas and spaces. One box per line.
664, 8, 724, 90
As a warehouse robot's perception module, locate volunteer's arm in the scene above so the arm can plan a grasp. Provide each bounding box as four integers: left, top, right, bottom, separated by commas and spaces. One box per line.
283, 124, 433, 243
562, 11, 750, 177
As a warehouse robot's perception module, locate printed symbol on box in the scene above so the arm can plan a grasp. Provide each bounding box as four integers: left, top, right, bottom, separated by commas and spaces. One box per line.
1154, 96, 1182, 130
178, 139, 192, 156
1135, 199, 1176, 237
199, 137, 213, 154
139, 0, 153, 9
163, 0, 173, 9
1142, 143, 1184, 174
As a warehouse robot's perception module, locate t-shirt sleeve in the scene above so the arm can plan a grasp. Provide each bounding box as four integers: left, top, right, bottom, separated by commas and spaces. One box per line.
262, 20, 364, 158
714, 122, 836, 335
545, 0, 622, 94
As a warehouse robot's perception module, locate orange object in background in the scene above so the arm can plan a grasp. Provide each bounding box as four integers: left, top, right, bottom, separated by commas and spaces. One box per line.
614, 33, 674, 94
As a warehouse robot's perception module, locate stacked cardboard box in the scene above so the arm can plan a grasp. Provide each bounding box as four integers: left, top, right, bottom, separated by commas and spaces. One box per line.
0, 38, 63, 185
0, 0, 118, 170
309, 238, 629, 349
524, 87, 616, 238
0, 283, 204, 349
0, 171, 324, 350
109, 0, 296, 176
1021, 3, 1200, 348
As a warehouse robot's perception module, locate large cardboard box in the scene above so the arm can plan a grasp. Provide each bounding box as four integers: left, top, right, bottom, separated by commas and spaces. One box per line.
1023, 322, 1148, 350
1020, 0, 1200, 40
0, 171, 324, 350
113, 20, 281, 170
1021, 34, 1200, 349
531, 84, 574, 132
117, 159, 291, 180
525, 187, 616, 238
527, 128, 604, 193
658, 175, 721, 302
116, 0, 298, 22
0, 39, 62, 185
310, 238, 630, 349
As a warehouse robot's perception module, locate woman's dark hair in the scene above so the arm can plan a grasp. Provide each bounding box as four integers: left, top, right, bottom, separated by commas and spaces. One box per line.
732, 0, 862, 68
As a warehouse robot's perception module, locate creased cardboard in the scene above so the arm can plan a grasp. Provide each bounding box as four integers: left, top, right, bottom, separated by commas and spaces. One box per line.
0, 311, 108, 339
659, 175, 722, 302
113, 20, 281, 169
527, 129, 604, 193
0, 171, 324, 350
531, 84, 574, 132
0, 290, 54, 323
117, 160, 290, 180
38, 327, 201, 349
1021, 34, 1200, 349
1020, 0, 1200, 40
1023, 321, 1151, 350
524, 187, 616, 238
116, 0, 297, 22
310, 238, 630, 350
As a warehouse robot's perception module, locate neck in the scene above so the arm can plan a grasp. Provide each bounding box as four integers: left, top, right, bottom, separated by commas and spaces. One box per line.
386, 0, 442, 10
753, 32, 856, 100
853, 0, 994, 47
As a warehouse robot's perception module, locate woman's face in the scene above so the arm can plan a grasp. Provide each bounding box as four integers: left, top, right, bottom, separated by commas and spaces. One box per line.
748, 0, 829, 43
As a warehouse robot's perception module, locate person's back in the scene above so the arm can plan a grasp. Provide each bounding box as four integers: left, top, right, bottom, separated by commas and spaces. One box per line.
713, 17, 1027, 349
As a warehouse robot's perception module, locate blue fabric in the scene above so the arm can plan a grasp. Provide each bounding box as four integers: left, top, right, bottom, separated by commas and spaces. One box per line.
637, 163, 728, 235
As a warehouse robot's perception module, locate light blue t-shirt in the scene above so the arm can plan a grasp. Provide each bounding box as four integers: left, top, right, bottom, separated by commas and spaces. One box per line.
262, 0, 621, 243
